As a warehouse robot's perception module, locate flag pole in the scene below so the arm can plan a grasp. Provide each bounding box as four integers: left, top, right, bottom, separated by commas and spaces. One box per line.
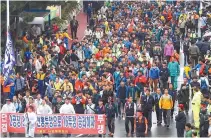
7, 0, 10, 32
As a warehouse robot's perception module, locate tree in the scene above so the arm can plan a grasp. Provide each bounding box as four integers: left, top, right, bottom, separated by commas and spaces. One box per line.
1, 1, 79, 31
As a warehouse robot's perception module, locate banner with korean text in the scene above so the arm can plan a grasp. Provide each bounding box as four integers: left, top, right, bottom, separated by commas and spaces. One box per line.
0, 113, 106, 134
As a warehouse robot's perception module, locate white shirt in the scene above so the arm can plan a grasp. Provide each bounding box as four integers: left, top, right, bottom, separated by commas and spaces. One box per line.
24, 96, 30, 104
54, 45, 60, 54
34, 99, 42, 108
1, 103, 16, 113
95, 31, 103, 39
60, 103, 75, 114
35, 60, 42, 72
24, 112, 37, 125
101, 6, 108, 15
84, 29, 92, 36
37, 104, 52, 114
85, 104, 96, 114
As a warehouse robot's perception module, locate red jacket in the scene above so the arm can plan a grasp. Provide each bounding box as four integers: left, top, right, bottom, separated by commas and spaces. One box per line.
59, 45, 66, 55
53, 25, 59, 33
199, 64, 206, 76
134, 75, 147, 85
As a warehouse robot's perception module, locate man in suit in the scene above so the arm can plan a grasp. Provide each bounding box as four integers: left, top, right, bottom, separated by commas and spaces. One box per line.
175, 104, 186, 137
141, 89, 155, 131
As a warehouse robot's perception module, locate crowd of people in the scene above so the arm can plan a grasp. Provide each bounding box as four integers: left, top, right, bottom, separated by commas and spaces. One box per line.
2, 0, 211, 137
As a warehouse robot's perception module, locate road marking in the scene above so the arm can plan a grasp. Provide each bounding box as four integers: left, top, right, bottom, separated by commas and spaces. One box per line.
76, 134, 84, 137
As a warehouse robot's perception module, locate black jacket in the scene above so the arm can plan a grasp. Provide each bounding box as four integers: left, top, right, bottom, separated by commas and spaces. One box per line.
102, 90, 113, 105
159, 67, 169, 81
178, 83, 189, 103
200, 42, 210, 55
175, 111, 186, 129
154, 93, 162, 109
141, 95, 155, 111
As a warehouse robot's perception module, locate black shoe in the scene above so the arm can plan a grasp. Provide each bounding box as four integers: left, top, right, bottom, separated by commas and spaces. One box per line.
171, 116, 173, 119
166, 125, 169, 128
126, 133, 129, 137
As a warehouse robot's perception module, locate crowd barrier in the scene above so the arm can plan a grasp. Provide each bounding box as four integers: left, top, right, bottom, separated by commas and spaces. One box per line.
0, 113, 106, 134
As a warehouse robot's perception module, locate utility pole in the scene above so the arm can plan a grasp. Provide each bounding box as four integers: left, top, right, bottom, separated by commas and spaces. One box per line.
7, 0, 10, 32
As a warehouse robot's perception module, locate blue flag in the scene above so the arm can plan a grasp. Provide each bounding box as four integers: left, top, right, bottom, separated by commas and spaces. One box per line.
3, 32, 16, 86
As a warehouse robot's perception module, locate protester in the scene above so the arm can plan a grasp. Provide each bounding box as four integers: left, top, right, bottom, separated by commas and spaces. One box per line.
175, 104, 187, 137
141, 88, 154, 131
185, 123, 193, 138
178, 78, 190, 115
105, 97, 117, 137
24, 105, 37, 138
70, 16, 79, 39
191, 86, 202, 129
124, 96, 136, 137
1, 99, 16, 113
134, 109, 148, 137
154, 88, 162, 125
159, 89, 173, 128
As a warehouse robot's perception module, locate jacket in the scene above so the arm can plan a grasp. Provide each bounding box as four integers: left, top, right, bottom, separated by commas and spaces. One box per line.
14, 77, 25, 91
200, 42, 210, 55
128, 86, 140, 100
168, 61, 180, 77
159, 67, 169, 81
102, 90, 113, 104
189, 45, 200, 56
71, 96, 86, 114
45, 84, 53, 98
105, 102, 117, 118
149, 67, 160, 79
134, 75, 147, 85
164, 44, 174, 56
83, 47, 92, 59
159, 94, 173, 110
117, 86, 128, 99
154, 93, 162, 109
175, 111, 186, 129
141, 95, 155, 111
178, 83, 189, 103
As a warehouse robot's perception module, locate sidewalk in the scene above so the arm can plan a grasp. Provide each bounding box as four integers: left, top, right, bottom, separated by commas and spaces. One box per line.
68, 11, 87, 49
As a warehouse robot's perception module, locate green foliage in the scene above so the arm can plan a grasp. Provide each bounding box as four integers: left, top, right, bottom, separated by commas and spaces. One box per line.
61, 1, 79, 20
51, 17, 66, 26
20, 12, 37, 22
1, 2, 6, 12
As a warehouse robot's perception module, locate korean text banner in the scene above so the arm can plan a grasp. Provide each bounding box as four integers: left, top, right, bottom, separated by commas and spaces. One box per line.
1, 113, 106, 134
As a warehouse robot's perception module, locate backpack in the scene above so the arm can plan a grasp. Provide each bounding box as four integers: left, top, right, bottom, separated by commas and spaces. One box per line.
201, 79, 208, 89
199, 64, 208, 76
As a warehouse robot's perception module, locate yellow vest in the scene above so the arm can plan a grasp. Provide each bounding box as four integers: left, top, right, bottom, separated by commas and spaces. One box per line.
37, 73, 45, 80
